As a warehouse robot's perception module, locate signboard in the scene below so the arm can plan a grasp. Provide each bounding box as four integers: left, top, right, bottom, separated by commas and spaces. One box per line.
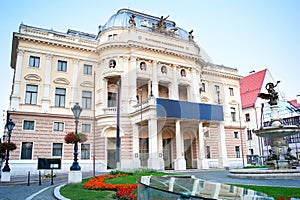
38, 156, 61, 170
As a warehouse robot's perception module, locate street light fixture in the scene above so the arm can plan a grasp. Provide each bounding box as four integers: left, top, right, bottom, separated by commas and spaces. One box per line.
2, 119, 15, 172
70, 103, 82, 171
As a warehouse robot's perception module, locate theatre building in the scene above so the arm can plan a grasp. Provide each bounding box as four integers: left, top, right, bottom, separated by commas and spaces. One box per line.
6, 8, 245, 175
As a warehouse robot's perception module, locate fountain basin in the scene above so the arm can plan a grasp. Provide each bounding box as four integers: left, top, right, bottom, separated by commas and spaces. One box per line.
254, 125, 300, 138
229, 168, 300, 179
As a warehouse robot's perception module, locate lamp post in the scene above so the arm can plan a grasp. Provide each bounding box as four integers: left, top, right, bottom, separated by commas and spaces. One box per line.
70, 103, 82, 171
2, 119, 15, 172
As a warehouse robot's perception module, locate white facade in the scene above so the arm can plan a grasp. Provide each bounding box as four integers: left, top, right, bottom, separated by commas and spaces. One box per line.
4, 9, 246, 175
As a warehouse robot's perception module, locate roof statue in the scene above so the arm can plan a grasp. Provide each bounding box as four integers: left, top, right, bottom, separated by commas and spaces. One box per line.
188, 30, 194, 41
129, 14, 136, 27
257, 81, 280, 106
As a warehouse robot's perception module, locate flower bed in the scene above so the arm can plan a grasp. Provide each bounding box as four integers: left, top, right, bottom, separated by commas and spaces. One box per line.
84, 174, 137, 200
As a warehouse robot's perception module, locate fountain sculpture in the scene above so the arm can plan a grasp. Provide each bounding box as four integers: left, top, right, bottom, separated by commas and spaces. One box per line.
254, 81, 299, 169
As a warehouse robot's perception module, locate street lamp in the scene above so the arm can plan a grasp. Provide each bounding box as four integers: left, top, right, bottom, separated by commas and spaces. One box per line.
2, 119, 15, 172
70, 103, 82, 171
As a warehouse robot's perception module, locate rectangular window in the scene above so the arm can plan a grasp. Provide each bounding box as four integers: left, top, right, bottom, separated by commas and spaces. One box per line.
52, 143, 63, 156
234, 131, 239, 139
245, 113, 250, 122
29, 56, 40, 68
83, 64, 93, 75
231, 107, 236, 121
82, 91, 92, 109
55, 88, 66, 107
25, 84, 38, 105
23, 120, 35, 130
53, 122, 64, 132
108, 92, 117, 107
21, 142, 33, 159
235, 146, 240, 158
82, 124, 91, 133
57, 60, 67, 72
229, 87, 234, 96
201, 83, 205, 92
206, 146, 211, 159
81, 144, 90, 159
247, 129, 252, 140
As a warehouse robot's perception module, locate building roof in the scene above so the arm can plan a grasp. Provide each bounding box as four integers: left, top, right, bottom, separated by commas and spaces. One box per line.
239, 69, 267, 109
288, 99, 300, 113
99, 8, 190, 41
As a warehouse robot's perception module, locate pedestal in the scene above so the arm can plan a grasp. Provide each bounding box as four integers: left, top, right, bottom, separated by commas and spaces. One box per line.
148, 157, 164, 170
174, 157, 186, 170
1, 172, 11, 182
68, 171, 82, 184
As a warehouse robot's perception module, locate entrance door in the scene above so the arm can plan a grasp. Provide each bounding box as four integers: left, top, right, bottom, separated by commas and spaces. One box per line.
184, 139, 192, 169
139, 138, 149, 167
163, 139, 172, 169
107, 138, 116, 169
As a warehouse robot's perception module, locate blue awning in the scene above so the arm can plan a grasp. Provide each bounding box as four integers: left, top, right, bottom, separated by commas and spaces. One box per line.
156, 98, 224, 121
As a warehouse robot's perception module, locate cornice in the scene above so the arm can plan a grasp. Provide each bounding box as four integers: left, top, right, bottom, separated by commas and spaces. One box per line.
14, 33, 98, 53
96, 41, 206, 65
202, 69, 242, 80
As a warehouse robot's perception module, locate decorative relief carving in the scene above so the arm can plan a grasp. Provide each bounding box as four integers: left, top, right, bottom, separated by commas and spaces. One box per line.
24, 74, 42, 81
53, 77, 70, 85
80, 81, 93, 88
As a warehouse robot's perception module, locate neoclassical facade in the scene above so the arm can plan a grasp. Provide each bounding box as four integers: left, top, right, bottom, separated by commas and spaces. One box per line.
6, 9, 245, 175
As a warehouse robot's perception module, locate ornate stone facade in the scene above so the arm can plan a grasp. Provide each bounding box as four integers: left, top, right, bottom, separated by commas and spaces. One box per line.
6, 9, 245, 175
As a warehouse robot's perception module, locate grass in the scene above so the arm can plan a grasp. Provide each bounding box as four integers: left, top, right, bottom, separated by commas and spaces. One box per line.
60, 178, 115, 200
60, 169, 167, 200
60, 169, 300, 199
231, 184, 300, 199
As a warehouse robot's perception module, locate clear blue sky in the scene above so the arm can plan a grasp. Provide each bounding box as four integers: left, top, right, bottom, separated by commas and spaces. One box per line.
0, 0, 299, 133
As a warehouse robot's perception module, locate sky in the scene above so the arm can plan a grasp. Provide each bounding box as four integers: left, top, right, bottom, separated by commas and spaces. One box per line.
0, 0, 299, 133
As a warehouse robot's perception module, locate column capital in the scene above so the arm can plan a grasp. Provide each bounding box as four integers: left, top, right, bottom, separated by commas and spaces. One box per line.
46, 54, 53, 60
17, 49, 25, 56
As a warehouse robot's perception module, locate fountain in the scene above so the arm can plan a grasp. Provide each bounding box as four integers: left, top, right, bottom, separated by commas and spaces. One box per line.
229, 81, 300, 179
254, 81, 299, 170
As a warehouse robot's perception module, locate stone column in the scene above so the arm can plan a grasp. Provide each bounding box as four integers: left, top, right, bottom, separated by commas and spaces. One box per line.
192, 69, 200, 103
218, 122, 229, 168
122, 56, 129, 112
151, 61, 158, 98
42, 54, 52, 113
148, 119, 163, 169
197, 122, 207, 169
102, 78, 108, 108
129, 56, 137, 106
174, 120, 186, 170
11, 50, 24, 110
132, 124, 141, 168
171, 65, 179, 100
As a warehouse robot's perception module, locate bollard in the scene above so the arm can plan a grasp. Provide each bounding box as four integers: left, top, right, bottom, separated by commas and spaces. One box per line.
39, 171, 41, 185
51, 169, 54, 185
27, 171, 30, 186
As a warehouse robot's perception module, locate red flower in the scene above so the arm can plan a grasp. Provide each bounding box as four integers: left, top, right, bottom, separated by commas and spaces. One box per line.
84, 174, 137, 200
0, 142, 17, 151
64, 132, 87, 144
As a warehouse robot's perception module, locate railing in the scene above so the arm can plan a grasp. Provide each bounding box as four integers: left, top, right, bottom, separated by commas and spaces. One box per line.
103, 107, 117, 115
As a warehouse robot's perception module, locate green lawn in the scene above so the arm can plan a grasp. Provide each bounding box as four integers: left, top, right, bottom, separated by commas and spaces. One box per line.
60, 178, 115, 200
230, 184, 300, 199
60, 170, 300, 199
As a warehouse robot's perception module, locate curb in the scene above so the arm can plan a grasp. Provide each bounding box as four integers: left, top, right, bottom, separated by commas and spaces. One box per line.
54, 184, 70, 200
